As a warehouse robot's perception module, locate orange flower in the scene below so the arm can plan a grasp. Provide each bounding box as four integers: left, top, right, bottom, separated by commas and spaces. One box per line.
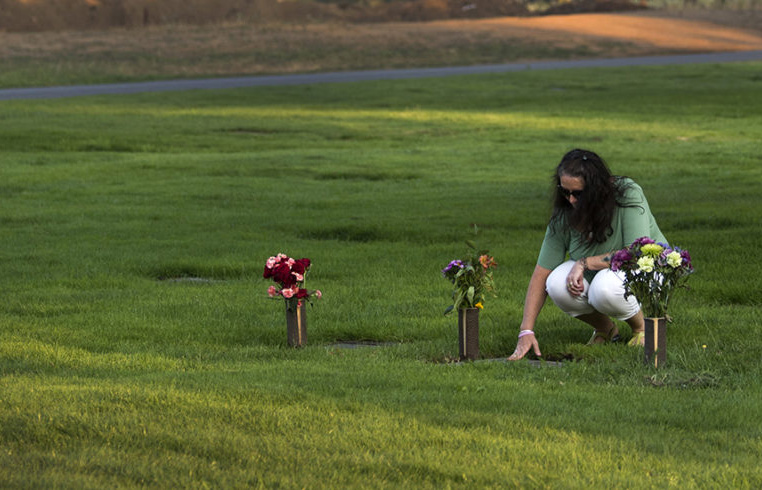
479, 255, 496, 269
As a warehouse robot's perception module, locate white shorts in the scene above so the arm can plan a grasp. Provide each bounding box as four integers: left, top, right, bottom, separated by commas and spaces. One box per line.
545, 260, 640, 321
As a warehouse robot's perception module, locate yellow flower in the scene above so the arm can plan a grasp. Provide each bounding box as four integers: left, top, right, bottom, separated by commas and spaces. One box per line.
641, 243, 664, 257
475, 302, 484, 309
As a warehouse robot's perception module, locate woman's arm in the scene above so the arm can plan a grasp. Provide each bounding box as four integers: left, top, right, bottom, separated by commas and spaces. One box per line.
579, 253, 614, 272
507, 265, 551, 360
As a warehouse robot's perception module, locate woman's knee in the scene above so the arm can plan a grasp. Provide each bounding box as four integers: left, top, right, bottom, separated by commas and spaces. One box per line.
546, 261, 592, 317
588, 270, 639, 320
545, 261, 574, 302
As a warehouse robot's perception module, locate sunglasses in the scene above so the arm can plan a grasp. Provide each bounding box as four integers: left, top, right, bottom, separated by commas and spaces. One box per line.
558, 185, 584, 199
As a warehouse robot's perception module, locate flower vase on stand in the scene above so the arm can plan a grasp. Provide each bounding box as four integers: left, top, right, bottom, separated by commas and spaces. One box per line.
458, 307, 480, 361
441, 228, 496, 361
644, 317, 667, 368
286, 301, 307, 348
264, 253, 321, 349
610, 237, 694, 369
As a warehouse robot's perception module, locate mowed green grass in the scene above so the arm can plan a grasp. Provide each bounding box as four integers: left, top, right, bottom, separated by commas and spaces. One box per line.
1, 62, 761, 488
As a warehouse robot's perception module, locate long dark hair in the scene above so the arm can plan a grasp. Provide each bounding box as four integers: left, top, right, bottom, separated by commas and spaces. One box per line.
549, 149, 633, 243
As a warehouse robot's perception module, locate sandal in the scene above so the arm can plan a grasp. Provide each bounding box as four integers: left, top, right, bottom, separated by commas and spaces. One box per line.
627, 331, 645, 347
586, 325, 620, 345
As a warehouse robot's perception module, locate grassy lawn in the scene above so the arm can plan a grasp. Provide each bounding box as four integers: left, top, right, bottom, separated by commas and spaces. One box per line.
1, 61, 761, 487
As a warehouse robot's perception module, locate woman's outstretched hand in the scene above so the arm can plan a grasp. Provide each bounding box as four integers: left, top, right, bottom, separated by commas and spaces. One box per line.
507, 333, 541, 361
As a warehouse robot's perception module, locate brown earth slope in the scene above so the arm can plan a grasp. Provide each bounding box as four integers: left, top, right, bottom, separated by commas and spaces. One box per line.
1, 10, 760, 84
468, 11, 762, 53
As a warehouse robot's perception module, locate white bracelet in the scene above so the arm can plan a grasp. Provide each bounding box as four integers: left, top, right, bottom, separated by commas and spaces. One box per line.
518, 330, 535, 338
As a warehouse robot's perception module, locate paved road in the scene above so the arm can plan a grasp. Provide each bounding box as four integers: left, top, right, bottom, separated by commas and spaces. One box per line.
1, 50, 761, 101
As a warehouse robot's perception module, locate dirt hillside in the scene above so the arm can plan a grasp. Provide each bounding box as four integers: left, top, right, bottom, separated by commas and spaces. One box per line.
467, 11, 762, 52
1, 7, 760, 85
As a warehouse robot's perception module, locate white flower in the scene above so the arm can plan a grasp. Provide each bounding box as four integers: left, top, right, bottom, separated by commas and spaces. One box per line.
637, 256, 655, 273
666, 251, 682, 268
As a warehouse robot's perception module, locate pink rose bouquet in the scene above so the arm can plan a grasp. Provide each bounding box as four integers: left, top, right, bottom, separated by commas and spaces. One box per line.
264, 253, 321, 311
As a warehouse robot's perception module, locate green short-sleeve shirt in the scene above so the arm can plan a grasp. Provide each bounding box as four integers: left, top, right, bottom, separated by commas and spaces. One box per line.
537, 178, 667, 279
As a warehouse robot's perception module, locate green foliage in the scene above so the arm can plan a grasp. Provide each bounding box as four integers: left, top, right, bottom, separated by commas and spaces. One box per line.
1, 62, 762, 487
442, 226, 497, 313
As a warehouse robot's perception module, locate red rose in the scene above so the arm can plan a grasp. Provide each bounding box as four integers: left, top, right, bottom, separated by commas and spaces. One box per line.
291, 258, 310, 276
296, 288, 309, 299
273, 263, 294, 285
